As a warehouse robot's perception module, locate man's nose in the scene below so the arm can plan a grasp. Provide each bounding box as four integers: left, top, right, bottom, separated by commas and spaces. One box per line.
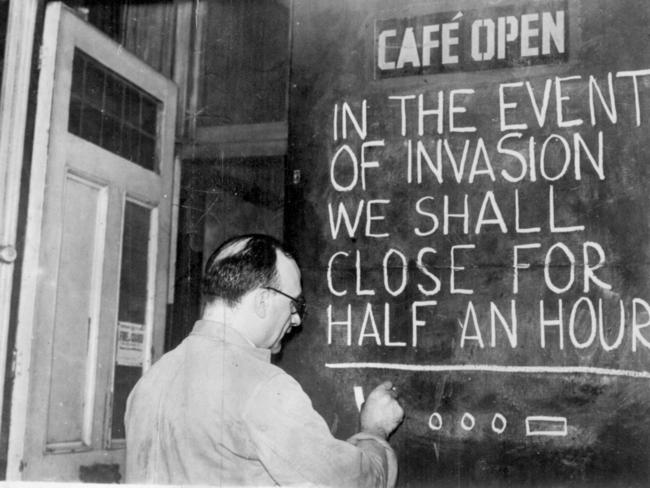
291, 311, 302, 327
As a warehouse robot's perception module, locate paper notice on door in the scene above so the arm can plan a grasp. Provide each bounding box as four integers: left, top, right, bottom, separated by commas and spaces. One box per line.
116, 321, 145, 366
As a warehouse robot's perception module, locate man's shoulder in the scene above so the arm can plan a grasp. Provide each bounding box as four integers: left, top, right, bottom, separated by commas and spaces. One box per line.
249, 363, 306, 399
130, 343, 185, 395
186, 335, 287, 392
233, 351, 288, 385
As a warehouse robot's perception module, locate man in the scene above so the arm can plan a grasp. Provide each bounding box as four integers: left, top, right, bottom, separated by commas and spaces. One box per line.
125, 234, 404, 486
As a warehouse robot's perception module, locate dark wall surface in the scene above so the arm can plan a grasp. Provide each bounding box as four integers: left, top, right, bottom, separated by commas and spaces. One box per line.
199, 0, 290, 126
282, 0, 650, 486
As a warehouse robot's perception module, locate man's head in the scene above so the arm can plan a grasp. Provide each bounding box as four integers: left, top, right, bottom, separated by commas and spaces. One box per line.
202, 234, 304, 353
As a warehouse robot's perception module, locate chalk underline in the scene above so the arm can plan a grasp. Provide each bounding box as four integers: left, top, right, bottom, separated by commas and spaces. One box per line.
324, 362, 650, 379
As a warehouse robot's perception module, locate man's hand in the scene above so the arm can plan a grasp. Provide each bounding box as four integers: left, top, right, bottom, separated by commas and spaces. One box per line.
360, 381, 404, 439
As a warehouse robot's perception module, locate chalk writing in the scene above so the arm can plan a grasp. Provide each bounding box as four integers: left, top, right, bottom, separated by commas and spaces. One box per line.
492, 413, 507, 434
326, 363, 650, 380
525, 416, 568, 436
325, 67, 650, 376
461, 412, 476, 431
428, 412, 443, 431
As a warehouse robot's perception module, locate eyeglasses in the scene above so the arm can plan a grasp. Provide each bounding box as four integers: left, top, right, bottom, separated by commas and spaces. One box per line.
264, 287, 307, 319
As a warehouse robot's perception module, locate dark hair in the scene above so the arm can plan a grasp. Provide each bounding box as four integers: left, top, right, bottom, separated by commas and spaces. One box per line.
202, 234, 293, 305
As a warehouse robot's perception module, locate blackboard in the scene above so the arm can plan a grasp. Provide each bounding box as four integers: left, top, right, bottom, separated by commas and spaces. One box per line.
281, 0, 650, 486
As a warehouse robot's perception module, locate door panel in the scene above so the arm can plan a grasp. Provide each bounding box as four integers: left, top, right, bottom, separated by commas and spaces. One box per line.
46, 173, 107, 451
8, 2, 177, 481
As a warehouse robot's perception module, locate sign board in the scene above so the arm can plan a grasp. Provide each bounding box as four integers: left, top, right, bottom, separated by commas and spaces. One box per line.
116, 322, 145, 367
375, 0, 568, 78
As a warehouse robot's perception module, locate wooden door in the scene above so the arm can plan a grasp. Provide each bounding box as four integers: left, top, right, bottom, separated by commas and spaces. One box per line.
7, 2, 177, 481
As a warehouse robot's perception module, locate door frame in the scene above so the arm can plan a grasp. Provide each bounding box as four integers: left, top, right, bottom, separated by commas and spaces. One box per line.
0, 0, 39, 450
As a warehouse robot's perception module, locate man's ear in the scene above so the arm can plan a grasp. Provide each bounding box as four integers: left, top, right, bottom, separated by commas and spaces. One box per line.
253, 288, 269, 318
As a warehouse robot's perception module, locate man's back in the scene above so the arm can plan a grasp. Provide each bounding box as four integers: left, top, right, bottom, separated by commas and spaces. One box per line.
125, 320, 280, 485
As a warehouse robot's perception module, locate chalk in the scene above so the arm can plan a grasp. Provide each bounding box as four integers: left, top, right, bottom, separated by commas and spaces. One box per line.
353, 386, 365, 411
525, 416, 568, 436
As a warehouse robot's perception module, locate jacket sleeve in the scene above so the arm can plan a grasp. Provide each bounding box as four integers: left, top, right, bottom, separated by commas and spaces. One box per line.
242, 372, 398, 488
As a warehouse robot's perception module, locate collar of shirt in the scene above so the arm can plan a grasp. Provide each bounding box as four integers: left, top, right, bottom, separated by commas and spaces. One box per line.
190, 319, 271, 362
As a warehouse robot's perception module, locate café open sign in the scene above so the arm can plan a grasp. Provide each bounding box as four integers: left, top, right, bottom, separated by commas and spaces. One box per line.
375, 0, 568, 78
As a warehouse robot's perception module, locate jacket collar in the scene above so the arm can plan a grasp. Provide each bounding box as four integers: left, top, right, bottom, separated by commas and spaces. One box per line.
190, 319, 271, 362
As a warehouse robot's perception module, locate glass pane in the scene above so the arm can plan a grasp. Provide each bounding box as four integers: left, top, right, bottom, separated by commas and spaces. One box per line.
104, 75, 124, 117
122, 126, 141, 166
124, 87, 140, 127
80, 105, 102, 145
102, 113, 121, 154
118, 201, 150, 324
111, 365, 140, 439
141, 97, 157, 135
71, 51, 85, 98
112, 200, 152, 440
68, 48, 162, 172
84, 61, 105, 105
139, 135, 156, 171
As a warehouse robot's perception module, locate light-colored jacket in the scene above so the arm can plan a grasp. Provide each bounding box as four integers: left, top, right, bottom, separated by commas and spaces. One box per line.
125, 319, 397, 487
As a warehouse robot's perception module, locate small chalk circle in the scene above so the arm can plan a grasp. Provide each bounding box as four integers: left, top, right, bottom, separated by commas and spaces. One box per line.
461, 412, 476, 431
492, 413, 507, 434
428, 412, 443, 431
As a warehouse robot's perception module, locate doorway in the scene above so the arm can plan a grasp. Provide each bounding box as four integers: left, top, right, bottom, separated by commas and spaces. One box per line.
7, 2, 177, 481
